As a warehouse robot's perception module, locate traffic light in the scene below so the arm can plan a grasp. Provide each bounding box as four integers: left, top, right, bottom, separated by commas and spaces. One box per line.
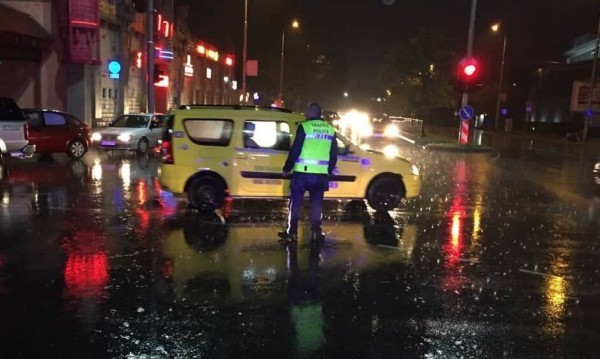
457, 56, 479, 87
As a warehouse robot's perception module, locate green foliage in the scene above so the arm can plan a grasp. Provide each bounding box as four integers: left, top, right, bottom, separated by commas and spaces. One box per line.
380, 27, 456, 119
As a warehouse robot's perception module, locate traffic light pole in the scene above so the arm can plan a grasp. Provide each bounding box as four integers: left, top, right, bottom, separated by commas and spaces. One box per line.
462, 0, 477, 107
459, 0, 477, 144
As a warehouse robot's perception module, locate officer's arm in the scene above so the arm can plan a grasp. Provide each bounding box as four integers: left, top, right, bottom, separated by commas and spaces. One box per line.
283, 125, 305, 173
328, 133, 338, 174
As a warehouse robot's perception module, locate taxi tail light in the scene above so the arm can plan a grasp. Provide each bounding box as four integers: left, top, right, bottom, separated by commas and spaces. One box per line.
161, 139, 173, 164
23, 122, 29, 140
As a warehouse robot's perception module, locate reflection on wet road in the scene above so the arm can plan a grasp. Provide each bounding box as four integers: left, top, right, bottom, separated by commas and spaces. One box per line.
1, 137, 600, 357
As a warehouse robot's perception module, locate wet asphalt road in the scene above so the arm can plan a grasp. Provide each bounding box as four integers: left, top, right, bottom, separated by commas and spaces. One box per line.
1, 130, 600, 358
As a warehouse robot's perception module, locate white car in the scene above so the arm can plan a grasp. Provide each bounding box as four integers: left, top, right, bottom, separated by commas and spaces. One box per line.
91, 113, 165, 154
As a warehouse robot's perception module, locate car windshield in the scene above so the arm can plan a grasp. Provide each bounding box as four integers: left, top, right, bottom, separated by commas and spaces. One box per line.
112, 115, 149, 128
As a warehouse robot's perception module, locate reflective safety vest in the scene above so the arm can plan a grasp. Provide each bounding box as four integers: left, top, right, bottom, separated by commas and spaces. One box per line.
294, 119, 335, 174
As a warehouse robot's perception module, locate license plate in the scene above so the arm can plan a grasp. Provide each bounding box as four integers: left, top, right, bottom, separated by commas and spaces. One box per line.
101, 140, 116, 146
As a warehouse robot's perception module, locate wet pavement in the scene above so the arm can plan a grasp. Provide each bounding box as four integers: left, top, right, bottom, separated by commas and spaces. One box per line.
1, 130, 600, 358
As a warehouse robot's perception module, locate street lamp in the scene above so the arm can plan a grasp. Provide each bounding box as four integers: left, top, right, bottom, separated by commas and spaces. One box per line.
491, 22, 507, 131
277, 19, 299, 107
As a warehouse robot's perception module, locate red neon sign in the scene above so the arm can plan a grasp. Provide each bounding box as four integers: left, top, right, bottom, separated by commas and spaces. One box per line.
155, 75, 169, 87
156, 14, 174, 38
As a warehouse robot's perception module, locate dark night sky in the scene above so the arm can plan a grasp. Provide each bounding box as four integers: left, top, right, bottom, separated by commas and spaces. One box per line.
181, 0, 598, 101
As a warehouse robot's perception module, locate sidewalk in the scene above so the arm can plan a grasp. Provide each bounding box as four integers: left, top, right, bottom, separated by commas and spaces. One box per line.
413, 125, 600, 153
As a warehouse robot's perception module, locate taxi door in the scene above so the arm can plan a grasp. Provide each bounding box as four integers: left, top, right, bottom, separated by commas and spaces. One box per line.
326, 136, 363, 197
236, 120, 292, 197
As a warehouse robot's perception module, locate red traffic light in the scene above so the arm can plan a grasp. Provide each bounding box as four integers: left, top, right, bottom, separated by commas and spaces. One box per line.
458, 56, 479, 81
463, 64, 476, 76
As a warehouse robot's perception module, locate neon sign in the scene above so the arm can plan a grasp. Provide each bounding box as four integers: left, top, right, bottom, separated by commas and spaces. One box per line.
156, 14, 174, 38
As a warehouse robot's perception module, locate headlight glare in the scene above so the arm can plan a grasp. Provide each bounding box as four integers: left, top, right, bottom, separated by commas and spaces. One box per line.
117, 133, 132, 142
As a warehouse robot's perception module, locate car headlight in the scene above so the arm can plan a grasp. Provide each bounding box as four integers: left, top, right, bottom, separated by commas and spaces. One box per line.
382, 144, 399, 158
384, 124, 399, 137
117, 133, 132, 142
411, 164, 420, 177
91, 132, 102, 141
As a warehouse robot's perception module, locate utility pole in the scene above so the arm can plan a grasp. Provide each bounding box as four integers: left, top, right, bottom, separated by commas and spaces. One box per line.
241, 0, 248, 104
493, 34, 506, 131
147, 0, 155, 113
583, 12, 600, 141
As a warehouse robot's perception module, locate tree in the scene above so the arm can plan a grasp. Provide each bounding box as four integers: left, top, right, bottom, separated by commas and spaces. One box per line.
380, 27, 456, 121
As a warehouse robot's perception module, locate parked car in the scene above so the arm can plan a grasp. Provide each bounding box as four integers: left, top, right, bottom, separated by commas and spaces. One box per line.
0, 97, 36, 178
91, 113, 165, 154
22, 109, 91, 160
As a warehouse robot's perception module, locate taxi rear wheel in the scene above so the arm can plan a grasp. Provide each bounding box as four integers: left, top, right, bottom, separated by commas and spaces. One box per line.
188, 177, 226, 211
366, 175, 405, 212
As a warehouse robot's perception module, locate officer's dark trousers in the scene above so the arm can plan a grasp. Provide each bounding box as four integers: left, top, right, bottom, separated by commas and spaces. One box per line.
286, 172, 328, 236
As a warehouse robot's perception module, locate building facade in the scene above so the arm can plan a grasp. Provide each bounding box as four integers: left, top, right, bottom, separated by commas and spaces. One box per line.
0, 0, 239, 127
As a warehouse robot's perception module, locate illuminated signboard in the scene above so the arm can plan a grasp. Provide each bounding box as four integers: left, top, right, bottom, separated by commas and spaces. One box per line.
184, 55, 193, 77
108, 60, 121, 79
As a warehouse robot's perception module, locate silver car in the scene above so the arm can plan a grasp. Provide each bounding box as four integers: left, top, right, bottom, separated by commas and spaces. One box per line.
91, 113, 165, 154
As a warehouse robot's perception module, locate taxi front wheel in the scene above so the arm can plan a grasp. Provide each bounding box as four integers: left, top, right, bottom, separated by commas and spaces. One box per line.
366, 175, 405, 212
188, 177, 226, 211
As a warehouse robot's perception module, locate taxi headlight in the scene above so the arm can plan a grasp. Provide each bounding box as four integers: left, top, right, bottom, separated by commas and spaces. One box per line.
117, 133, 132, 142
91, 132, 102, 141
411, 164, 420, 177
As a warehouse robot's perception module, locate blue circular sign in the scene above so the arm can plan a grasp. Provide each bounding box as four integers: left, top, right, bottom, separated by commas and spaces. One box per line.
108, 60, 121, 74
459, 105, 475, 120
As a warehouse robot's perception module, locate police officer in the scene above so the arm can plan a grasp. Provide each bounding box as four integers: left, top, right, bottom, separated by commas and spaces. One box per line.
278, 103, 338, 243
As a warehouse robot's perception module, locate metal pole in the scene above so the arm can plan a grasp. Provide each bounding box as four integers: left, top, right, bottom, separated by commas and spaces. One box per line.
278, 30, 285, 106
459, 0, 477, 143
147, 0, 155, 113
583, 12, 600, 141
241, 0, 248, 104
494, 34, 506, 131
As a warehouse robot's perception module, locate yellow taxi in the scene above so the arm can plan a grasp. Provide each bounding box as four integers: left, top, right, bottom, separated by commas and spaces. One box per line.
158, 105, 421, 212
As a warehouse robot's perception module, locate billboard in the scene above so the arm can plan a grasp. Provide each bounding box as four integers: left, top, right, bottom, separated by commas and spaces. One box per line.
66, 0, 100, 64
571, 80, 600, 113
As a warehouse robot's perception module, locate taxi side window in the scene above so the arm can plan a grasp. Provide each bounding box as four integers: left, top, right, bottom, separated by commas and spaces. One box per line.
183, 118, 233, 146
243, 120, 291, 151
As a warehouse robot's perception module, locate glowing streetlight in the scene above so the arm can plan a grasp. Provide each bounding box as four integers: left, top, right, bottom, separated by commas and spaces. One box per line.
277, 19, 300, 107
491, 22, 507, 131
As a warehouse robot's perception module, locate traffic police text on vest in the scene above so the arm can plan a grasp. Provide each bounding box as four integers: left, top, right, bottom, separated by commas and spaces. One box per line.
294, 120, 335, 174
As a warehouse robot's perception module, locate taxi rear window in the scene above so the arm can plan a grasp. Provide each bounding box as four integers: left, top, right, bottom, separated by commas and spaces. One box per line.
183, 118, 233, 146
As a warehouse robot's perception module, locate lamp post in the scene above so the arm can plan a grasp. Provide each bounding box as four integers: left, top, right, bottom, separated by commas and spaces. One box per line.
241, 0, 248, 104
277, 19, 299, 107
491, 23, 507, 131
147, 0, 155, 113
